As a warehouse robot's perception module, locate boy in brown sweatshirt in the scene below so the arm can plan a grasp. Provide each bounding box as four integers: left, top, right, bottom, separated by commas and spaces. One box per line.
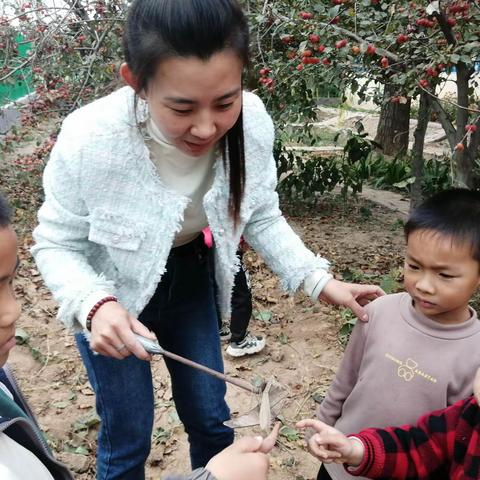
307, 189, 480, 480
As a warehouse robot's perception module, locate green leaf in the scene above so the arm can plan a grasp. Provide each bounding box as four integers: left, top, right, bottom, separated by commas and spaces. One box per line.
73, 446, 89, 455
280, 425, 300, 442
254, 310, 272, 323
276, 332, 289, 345
450, 53, 460, 64
153, 427, 171, 445
15, 328, 29, 345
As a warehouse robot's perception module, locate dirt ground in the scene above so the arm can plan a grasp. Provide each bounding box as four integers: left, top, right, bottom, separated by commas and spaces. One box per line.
1, 115, 406, 479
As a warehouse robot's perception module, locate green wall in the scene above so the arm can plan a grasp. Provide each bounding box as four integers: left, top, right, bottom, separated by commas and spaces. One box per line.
0, 35, 33, 106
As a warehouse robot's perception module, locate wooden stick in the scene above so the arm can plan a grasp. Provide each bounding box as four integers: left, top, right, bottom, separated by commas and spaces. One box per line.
135, 334, 263, 394
160, 348, 263, 394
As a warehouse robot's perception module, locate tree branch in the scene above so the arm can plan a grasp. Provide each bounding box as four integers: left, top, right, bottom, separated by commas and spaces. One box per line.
70, 22, 113, 110
429, 96, 456, 149
318, 22, 400, 63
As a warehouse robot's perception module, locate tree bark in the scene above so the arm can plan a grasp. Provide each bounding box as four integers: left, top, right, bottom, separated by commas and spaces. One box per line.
410, 92, 431, 210
454, 64, 474, 188
374, 83, 411, 156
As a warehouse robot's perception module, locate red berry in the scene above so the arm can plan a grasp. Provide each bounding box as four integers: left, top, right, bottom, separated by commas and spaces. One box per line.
322, 58, 331, 65
455, 142, 465, 151
299, 11, 314, 20
380, 57, 389, 68
465, 124, 478, 133
259, 67, 271, 76
335, 39, 348, 49
447, 17, 457, 26
419, 79, 429, 88
297, 64, 304, 71
302, 57, 320, 64
309, 34, 320, 43
366, 44, 376, 55
317, 44, 326, 53
281, 35, 294, 44
397, 34, 408, 44
302, 49, 313, 57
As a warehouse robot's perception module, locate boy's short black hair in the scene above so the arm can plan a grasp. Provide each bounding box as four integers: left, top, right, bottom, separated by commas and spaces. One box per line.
0, 193, 12, 228
404, 188, 480, 261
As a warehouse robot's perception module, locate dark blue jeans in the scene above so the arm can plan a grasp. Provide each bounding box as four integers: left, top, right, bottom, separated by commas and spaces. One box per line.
76, 238, 234, 479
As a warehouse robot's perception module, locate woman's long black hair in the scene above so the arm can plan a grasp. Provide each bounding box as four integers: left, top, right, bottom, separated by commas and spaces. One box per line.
123, 0, 249, 225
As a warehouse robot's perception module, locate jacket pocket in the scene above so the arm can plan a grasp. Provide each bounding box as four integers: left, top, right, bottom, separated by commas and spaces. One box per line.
88, 209, 146, 280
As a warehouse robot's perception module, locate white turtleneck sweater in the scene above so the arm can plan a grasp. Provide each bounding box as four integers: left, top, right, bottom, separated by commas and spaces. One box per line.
145, 118, 329, 299
146, 119, 215, 247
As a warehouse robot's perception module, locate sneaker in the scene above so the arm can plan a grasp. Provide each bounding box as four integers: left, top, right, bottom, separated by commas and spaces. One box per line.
219, 324, 232, 342
226, 332, 266, 357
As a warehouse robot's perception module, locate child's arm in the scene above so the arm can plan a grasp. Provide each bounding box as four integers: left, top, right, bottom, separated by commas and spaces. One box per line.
316, 319, 369, 425
301, 397, 472, 479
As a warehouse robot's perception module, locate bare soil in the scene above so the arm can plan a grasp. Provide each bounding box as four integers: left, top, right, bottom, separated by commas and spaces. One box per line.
1, 116, 406, 480
7, 201, 404, 479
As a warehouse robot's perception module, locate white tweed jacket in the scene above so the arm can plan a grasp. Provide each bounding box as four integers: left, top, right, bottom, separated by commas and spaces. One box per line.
32, 87, 330, 331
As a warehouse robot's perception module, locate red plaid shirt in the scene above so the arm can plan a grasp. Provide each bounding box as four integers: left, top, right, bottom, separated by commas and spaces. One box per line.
349, 396, 480, 479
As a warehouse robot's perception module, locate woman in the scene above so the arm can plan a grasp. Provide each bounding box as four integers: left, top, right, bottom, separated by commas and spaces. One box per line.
32, 1, 383, 478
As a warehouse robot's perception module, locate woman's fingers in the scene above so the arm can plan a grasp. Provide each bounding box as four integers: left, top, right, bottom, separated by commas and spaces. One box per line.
131, 317, 157, 340
89, 302, 153, 360
117, 318, 152, 361
320, 280, 385, 322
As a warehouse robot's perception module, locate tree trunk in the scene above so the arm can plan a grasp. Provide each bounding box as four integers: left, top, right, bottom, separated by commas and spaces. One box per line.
454, 65, 474, 188
374, 83, 411, 156
410, 92, 431, 210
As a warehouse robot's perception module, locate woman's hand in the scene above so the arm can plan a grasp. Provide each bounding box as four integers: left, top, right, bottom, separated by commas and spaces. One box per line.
296, 419, 364, 467
89, 301, 157, 361
205, 423, 280, 480
320, 278, 384, 322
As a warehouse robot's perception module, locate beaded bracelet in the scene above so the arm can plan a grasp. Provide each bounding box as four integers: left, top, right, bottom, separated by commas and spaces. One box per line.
86, 296, 117, 331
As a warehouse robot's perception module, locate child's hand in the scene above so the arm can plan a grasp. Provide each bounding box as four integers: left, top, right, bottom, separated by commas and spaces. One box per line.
296, 419, 364, 467
474, 367, 480, 404
205, 423, 280, 480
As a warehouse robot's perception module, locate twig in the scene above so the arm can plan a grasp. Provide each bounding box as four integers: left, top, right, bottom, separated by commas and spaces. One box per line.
318, 22, 400, 63
38, 335, 51, 375
293, 392, 312, 420
71, 23, 113, 110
